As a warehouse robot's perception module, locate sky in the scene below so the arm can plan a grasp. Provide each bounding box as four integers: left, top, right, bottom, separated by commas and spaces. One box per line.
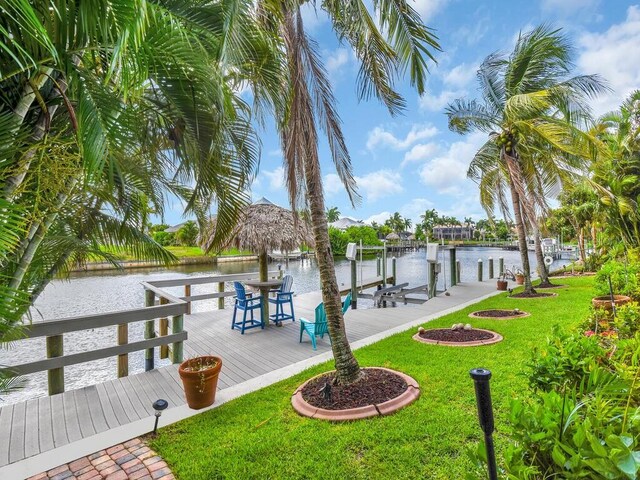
164, 1, 640, 229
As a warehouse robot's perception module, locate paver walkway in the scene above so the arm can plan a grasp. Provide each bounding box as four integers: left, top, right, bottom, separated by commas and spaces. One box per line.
27, 438, 173, 480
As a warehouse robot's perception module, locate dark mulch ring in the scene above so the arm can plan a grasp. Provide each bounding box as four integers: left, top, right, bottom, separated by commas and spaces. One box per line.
510, 291, 557, 298
301, 368, 408, 410
471, 309, 527, 318
419, 328, 495, 342
536, 282, 566, 289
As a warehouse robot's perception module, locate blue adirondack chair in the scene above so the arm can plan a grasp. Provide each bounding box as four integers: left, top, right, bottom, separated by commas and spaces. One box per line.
268, 274, 295, 324
299, 293, 352, 350
231, 282, 264, 334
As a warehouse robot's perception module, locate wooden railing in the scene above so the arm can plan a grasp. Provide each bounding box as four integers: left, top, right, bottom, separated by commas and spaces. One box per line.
1, 271, 280, 396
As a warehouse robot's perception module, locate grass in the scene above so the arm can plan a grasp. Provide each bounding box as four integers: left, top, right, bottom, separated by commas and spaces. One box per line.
150, 277, 595, 480
93, 246, 254, 261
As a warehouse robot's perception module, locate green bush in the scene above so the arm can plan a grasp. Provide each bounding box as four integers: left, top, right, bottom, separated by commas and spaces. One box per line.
153, 231, 176, 246
328, 226, 382, 256
594, 260, 640, 299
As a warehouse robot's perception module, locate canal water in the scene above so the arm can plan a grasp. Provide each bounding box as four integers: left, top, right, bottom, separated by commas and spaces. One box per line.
0, 247, 571, 405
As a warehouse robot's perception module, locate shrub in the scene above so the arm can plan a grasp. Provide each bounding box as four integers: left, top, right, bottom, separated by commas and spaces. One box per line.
153, 231, 176, 246
594, 260, 640, 299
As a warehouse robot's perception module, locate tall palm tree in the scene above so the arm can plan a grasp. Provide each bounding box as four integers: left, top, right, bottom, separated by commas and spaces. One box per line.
258, 1, 440, 384
0, 1, 280, 332
447, 25, 606, 294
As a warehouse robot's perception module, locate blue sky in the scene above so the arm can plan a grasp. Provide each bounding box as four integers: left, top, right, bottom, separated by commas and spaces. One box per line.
166, 1, 640, 228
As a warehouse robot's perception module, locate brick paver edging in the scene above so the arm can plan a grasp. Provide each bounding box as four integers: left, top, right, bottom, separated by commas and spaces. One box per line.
27, 438, 174, 480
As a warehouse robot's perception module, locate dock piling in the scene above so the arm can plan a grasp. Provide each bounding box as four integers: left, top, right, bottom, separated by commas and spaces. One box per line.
456, 260, 461, 284
117, 323, 128, 377
350, 259, 358, 310
499, 257, 504, 276
172, 314, 184, 364
159, 297, 169, 360
376, 255, 381, 276
144, 289, 155, 371
391, 257, 397, 286
449, 248, 457, 287
46, 335, 64, 395
488, 257, 494, 279
218, 282, 225, 309
477, 259, 483, 282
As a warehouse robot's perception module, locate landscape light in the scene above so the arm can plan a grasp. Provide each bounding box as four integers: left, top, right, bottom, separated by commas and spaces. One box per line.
152, 399, 168, 434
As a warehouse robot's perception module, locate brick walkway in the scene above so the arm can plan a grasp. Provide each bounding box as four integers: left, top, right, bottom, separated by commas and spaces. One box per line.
27, 438, 175, 480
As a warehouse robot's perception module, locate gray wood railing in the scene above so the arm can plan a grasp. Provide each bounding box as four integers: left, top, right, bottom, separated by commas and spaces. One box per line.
1, 271, 280, 396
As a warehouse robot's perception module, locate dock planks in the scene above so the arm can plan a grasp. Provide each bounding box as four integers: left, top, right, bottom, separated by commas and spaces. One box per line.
0, 282, 495, 469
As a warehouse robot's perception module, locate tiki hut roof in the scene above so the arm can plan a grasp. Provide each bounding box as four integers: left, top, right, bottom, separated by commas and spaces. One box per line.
386, 232, 400, 241
200, 198, 314, 253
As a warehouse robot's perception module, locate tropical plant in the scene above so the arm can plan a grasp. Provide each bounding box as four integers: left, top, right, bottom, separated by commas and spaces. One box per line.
447, 25, 606, 294
176, 221, 199, 247
258, 0, 440, 384
0, 0, 281, 390
326, 206, 341, 223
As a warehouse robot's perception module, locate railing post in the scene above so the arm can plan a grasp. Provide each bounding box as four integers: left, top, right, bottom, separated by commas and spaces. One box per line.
350, 259, 358, 310
382, 243, 387, 287
218, 282, 225, 309
159, 297, 169, 360
172, 314, 184, 364
46, 335, 64, 395
477, 259, 483, 282
391, 257, 397, 286
499, 257, 504, 276
117, 323, 128, 378
488, 257, 494, 279
449, 247, 457, 287
144, 289, 155, 371
184, 284, 192, 315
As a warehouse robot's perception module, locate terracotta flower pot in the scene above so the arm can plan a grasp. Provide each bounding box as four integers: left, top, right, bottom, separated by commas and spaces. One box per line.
591, 295, 631, 311
515, 274, 525, 285
496, 280, 508, 291
178, 356, 222, 409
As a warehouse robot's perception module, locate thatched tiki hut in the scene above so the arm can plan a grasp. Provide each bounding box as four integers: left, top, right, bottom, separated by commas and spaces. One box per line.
200, 197, 314, 281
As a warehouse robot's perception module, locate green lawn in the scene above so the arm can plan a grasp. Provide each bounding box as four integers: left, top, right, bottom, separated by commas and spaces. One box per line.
150, 277, 595, 480
94, 246, 254, 261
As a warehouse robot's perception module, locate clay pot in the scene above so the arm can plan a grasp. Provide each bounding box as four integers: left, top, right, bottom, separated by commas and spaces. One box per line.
515, 274, 525, 285
496, 280, 508, 291
179, 356, 222, 409
591, 295, 631, 311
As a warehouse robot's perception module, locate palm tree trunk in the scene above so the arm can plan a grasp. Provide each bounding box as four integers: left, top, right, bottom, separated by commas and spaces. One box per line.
505, 159, 534, 294
534, 229, 554, 287
303, 156, 361, 385
578, 228, 586, 265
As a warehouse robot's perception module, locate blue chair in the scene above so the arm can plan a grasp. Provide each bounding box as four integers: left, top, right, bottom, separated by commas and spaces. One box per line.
231, 282, 264, 334
269, 274, 295, 324
299, 294, 351, 350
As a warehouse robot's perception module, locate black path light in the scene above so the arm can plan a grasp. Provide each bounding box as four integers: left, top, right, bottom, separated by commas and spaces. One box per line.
469, 368, 498, 480
152, 399, 168, 435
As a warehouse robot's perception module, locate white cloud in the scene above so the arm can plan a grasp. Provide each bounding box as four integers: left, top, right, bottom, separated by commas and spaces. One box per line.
418, 132, 486, 194
355, 170, 403, 201
366, 123, 438, 151
365, 211, 392, 225
577, 5, 640, 116
413, 0, 449, 20
263, 166, 285, 190
300, 2, 328, 31
418, 89, 465, 111
323, 173, 344, 196
268, 149, 282, 157
402, 142, 440, 166
442, 63, 478, 89
400, 198, 435, 224
326, 48, 350, 77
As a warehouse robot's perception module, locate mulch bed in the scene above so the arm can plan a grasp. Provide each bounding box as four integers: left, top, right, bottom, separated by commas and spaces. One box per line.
536, 283, 566, 289
301, 368, 408, 410
418, 328, 494, 342
471, 309, 527, 318
510, 291, 557, 298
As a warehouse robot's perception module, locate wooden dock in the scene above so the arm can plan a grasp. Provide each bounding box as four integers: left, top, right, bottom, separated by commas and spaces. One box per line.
0, 281, 498, 479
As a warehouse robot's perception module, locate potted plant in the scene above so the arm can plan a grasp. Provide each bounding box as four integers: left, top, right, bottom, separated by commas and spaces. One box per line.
592, 260, 638, 311
514, 268, 525, 285
496, 273, 508, 291
178, 356, 222, 409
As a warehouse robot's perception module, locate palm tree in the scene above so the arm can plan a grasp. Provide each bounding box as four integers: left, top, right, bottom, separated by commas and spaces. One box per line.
0, 1, 280, 336
447, 25, 606, 294
326, 207, 341, 223
403, 218, 412, 231
259, 1, 440, 384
